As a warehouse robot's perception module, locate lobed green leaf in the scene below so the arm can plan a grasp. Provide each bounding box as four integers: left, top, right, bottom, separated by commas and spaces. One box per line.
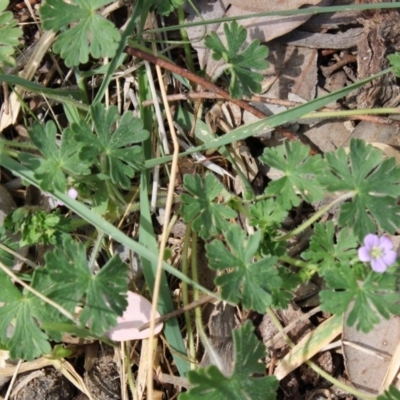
206, 225, 282, 313
249, 198, 288, 232
71, 103, 149, 189
301, 221, 358, 273
0, 268, 68, 360
180, 321, 279, 400
19, 121, 93, 192
204, 20, 269, 98
320, 139, 400, 240
320, 266, 400, 332
180, 174, 237, 240
45, 235, 128, 336
40, 0, 120, 67
260, 141, 326, 209
0, 0, 22, 67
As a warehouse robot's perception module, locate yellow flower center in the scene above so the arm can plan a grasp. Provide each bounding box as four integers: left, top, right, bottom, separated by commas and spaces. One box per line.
371, 246, 383, 259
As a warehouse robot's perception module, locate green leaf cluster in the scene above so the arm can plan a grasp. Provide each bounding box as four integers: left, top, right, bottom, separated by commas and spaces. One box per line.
180, 174, 294, 309
180, 321, 279, 400
19, 104, 149, 198
180, 174, 237, 240
19, 120, 93, 192
320, 266, 400, 333
180, 138, 400, 332
306, 220, 400, 332
40, 0, 120, 67
320, 139, 400, 240
260, 139, 400, 241
0, 0, 22, 68
4, 207, 70, 246
204, 20, 269, 99
0, 235, 128, 360
76, 103, 150, 189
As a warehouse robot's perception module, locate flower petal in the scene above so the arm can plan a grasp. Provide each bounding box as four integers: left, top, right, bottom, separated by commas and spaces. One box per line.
358, 246, 372, 262
67, 188, 78, 200
382, 249, 397, 266
378, 236, 394, 252
363, 234, 379, 250
106, 291, 163, 341
370, 258, 387, 273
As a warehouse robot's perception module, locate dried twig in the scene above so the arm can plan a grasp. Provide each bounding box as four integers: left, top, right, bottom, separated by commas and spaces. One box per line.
126, 45, 301, 142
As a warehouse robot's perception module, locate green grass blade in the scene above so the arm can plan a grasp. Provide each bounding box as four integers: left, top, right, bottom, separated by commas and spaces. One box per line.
139, 171, 190, 375
136, 65, 190, 375
94, 0, 152, 104
144, 68, 391, 169
146, 3, 400, 34
0, 154, 215, 298
0, 74, 88, 111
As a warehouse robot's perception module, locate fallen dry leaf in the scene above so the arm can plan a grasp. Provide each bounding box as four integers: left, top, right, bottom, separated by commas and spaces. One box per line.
106, 291, 163, 341
342, 314, 400, 395
185, 0, 333, 77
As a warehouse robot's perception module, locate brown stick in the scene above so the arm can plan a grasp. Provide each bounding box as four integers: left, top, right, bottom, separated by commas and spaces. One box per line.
138, 294, 218, 332
126, 45, 267, 120
127, 45, 304, 142
142, 92, 399, 126
321, 53, 357, 78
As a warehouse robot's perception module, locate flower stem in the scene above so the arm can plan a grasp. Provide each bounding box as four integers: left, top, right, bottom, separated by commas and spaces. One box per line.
277, 191, 356, 241
279, 254, 316, 270
88, 230, 104, 273
182, 222, 196, 369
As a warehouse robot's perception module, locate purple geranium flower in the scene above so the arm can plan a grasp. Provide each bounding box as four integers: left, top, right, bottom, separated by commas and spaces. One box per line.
358, 234, 397, 273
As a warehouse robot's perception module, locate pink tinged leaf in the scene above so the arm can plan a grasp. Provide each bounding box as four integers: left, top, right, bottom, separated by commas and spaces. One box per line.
106, 291, 163, 341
